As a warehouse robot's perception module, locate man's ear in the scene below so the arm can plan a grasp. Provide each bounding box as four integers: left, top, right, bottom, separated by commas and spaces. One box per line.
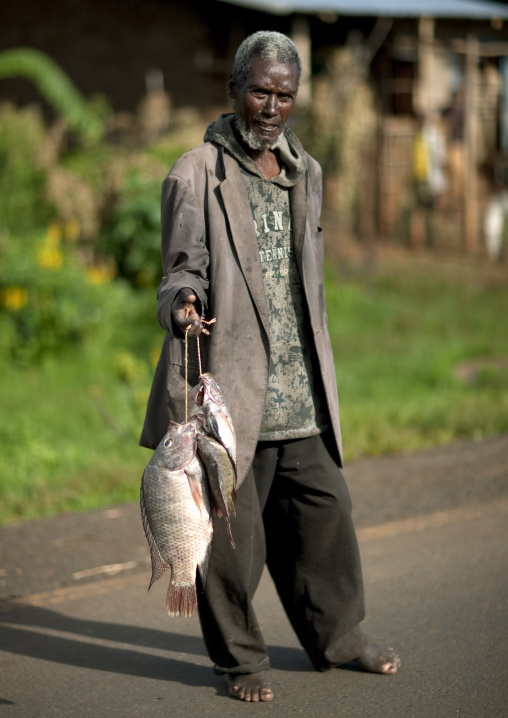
227, 75, 237, 100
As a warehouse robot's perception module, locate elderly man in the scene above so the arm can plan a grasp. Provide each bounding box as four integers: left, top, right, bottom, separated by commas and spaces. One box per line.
141, 30, 400, 702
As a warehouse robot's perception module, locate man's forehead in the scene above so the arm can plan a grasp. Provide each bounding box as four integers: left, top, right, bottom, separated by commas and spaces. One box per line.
244, 57, 299, 87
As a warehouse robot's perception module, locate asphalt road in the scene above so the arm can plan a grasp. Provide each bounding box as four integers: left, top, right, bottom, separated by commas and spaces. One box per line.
1, 434, 507, 717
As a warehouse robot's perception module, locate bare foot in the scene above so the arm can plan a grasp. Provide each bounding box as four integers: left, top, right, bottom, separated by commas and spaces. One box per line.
353, 642, 400, 674
225, 672, 274, 702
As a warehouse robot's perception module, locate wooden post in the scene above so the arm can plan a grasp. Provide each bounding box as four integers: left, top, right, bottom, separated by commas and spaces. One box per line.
415, 16, 435, 117
291, 14, 311, 107
464, 34, 479, 253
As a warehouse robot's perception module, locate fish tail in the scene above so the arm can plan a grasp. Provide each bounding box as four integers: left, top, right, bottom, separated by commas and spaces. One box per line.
166, 584, 198, 618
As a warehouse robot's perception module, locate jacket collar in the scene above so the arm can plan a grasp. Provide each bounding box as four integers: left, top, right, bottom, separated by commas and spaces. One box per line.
206, 113, 306, 188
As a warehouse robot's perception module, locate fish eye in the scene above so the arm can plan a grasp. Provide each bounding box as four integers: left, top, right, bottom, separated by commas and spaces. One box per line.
164, 439, 172, 447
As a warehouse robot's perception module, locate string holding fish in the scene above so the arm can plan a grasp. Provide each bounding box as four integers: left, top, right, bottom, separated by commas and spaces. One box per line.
184, 317, 217, 421
200, 317, 216, 336
140, 313, 238, 618
183, 316, 237, 547
197, 318, 216, 375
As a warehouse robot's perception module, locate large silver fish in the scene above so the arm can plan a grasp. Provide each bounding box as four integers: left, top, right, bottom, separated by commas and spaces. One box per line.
140, 420, 212, 617
192, 372, 237, 473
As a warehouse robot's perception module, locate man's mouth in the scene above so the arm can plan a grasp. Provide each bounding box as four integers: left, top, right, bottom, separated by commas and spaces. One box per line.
256, 121, 280, 133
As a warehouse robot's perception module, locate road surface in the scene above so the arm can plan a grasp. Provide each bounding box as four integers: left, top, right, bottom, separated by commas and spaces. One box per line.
1, 434, 507, 717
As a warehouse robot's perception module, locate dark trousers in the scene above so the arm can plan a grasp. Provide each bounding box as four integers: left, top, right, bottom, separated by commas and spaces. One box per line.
197, 430, 368, 674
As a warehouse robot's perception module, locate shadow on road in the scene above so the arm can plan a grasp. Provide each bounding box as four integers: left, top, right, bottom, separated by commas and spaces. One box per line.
0, 602, 214, 686
0, 600, 312, 688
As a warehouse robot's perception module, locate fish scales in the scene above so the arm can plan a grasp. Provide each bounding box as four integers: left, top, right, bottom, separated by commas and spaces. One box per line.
140, 421, 212, 617
192, 373, 238, 476
197, 432, 236, 548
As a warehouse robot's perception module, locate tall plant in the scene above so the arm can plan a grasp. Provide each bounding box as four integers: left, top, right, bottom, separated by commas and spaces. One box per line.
0, 47, 104, 144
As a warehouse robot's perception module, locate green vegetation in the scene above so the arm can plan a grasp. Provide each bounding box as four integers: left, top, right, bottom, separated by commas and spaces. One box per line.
0, 104, 54, 234
1, 251, 507, 526
0, 52, 506, 526
325, 257, 508, 458
0, 48, 106, 143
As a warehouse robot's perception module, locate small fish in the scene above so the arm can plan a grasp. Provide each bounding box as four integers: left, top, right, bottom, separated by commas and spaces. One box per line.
192, 372, 237, 473
196, 432, 236, 548
140, 421, 212, 617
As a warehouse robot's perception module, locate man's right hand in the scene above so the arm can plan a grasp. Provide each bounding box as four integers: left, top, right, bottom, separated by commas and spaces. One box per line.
171, 287, 203, 337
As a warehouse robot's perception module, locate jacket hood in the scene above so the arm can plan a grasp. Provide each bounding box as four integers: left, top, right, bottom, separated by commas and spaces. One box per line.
204, 113, 306, 188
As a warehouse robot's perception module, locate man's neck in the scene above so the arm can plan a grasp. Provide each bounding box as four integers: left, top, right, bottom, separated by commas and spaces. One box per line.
247, 147, 281, 180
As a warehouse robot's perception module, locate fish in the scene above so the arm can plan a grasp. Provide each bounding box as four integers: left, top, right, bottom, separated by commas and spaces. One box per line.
192, 372, 238, 473
196, 431, 236, 548
140, 420, 213, 617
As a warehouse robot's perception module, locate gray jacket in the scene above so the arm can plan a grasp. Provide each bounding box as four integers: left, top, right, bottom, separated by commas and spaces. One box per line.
140, 122, 343, 487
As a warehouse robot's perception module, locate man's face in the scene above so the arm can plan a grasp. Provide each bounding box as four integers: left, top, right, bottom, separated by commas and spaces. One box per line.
229, 57, 299, 150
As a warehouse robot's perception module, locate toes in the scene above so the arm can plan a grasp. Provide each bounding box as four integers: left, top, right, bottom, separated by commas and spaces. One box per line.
380, 651, 401, 674
353, 641, 400, 675
380, 662, 398, 675
226, 674, 274, 702
260, 689, 275, 702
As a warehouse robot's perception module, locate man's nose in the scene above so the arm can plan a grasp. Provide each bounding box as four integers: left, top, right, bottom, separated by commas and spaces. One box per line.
263, 94, 278, 116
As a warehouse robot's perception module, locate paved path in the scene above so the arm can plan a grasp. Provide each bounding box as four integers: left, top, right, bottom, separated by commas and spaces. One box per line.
1, 434, 507, 716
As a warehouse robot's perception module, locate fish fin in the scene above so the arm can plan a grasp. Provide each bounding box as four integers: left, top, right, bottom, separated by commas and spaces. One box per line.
226, 446, 237, 473
185, 470, 204, 512
226, 496, 236, 517
140, 482, 170, 589
197, 439, 229, 518
206, 412, 221, 443
226, 520, 236, 549
166, 584, 198, 618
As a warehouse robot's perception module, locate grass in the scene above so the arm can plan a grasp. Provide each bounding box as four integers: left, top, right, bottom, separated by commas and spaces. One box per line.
1, 248, 507, 525
0, 285, 160, 526
326, 249, 508, 459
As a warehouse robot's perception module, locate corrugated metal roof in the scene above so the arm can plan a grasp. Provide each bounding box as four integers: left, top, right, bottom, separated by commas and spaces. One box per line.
215, 0, 508, 19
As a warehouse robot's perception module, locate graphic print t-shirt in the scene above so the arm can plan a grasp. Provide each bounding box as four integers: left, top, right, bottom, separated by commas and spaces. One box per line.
240, 166, 328, 440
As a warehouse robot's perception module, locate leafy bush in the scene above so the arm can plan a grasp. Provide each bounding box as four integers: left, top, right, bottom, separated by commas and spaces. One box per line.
0, 223, 118, 362
0, 104, 54, 234
97, 171, 163, 288
94, 140, 185, 288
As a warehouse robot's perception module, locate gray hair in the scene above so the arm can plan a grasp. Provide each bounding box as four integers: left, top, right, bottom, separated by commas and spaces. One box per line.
231, 31, 302, 91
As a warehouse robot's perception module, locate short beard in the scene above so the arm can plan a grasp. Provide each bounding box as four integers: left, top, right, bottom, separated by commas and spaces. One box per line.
235, 116, 282, 151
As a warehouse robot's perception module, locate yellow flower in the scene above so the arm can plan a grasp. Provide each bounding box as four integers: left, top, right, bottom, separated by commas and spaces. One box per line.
86, 263, 116, 285
64, 218, 80, 242
38, 247, 63, 270
1, 286, 28, 311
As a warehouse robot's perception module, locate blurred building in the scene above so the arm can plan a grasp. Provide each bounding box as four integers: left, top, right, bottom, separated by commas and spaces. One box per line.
3, 0, 508, 250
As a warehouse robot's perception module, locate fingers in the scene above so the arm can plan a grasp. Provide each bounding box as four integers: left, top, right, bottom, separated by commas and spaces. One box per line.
176, 287, 196, 304
172, 287, 203, 337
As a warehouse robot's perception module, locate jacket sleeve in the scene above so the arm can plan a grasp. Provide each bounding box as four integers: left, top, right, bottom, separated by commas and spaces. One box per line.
306, 153, 324, 226
156, 173, 210, 337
